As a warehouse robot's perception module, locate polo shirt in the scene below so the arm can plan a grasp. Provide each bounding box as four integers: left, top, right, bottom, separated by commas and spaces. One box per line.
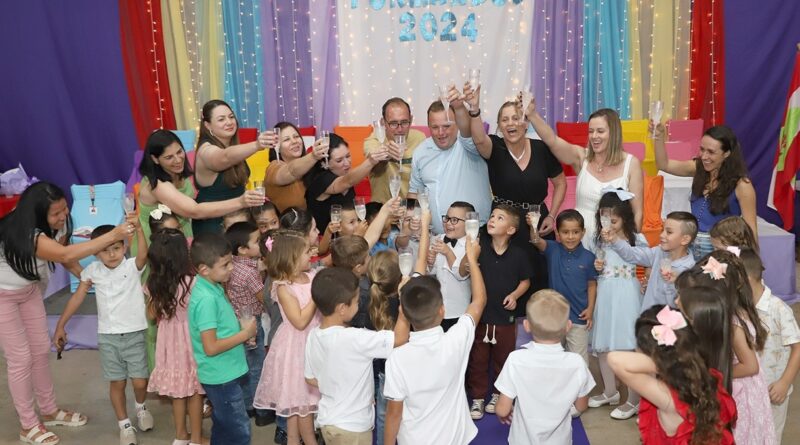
543, 241, 598, 324
495, 342, 595, 444
431, 235, 470, 320
304, 326, 394, 432
364, 128, 427, 203
188, 276, 248, 385
80, 257, 147, 334
408, 134, 492, 234
384, 314, 477, 445
478, 236, 532, 325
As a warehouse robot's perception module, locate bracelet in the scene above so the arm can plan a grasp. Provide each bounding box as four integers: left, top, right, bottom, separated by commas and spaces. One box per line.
468, 108, 481, 118
544, 214, 555, 221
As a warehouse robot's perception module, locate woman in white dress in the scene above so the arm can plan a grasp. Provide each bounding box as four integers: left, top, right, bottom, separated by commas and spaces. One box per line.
525, 100, 643, 247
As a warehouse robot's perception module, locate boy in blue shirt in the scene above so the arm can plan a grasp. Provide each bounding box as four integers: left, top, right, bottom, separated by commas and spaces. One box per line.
188, 233, 257, 445
531, 210, 597, 364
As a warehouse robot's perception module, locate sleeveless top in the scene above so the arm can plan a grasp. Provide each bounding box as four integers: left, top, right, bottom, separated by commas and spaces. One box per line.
690, 191, 742, 233
638, 369, 736, 445
134, 178, 196, 255
576, 154, 633, 245
192, 148, 249, 235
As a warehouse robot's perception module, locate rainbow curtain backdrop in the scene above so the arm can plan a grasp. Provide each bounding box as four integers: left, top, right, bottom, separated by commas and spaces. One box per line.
121, 0, 722, 144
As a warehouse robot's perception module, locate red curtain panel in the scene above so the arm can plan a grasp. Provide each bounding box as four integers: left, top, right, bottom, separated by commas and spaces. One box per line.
119, 0, 176, 147
689, 0, 725, 127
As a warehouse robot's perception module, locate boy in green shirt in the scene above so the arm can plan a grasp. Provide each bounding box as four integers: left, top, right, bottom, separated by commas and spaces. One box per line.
188, 233, 257, 445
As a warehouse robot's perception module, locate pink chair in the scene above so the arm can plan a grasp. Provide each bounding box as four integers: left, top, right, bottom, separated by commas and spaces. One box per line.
665, 141, 697, 161
667, 119, 703, 144
623, 142, 646, 162
544, 175, 577, 213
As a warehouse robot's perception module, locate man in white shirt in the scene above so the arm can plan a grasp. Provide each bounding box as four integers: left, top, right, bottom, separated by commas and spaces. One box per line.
304, 268, 409, 445
408, 92, 492, 235
495, 289, 595, 444
383, 236, 485, 445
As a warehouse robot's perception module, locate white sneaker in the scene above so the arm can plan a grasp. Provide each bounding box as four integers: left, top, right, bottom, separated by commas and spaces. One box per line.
137, 408, 154, 432
120, 424, 138, 445
470, 399, 485, 420
588, 391, 620, 408
610, 402, 639, 420
484, 393, 500, 414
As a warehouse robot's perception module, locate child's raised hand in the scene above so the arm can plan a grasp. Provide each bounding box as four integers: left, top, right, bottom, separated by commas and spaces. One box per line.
594, 258, 605, 272
381, 196, 401, 216
426, 246, 437, 266
327, 221, 341, 234
354, 220, 369, 237
502, 295, 517, 311
113, 220, 135, 241
465, 237, 481, 263
578, 309, 593, 330
600, 227, 616, 244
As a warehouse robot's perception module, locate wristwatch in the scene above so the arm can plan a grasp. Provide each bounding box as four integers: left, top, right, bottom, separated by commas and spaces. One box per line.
468, 108, 481, 118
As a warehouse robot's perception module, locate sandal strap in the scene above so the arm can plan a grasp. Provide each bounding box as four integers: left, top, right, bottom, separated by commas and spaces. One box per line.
24, 425, 56, 443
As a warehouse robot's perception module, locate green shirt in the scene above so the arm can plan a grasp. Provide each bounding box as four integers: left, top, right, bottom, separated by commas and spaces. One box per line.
188, 276, 247, 384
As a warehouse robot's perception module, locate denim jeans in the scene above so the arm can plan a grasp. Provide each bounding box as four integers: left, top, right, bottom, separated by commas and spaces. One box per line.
244, 323, 267, 415
374, 370, 387, 445
202, 375, 251, 445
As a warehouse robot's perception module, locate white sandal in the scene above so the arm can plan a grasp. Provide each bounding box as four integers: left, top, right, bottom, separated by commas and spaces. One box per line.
20, 424, 60, 445
42, 409, 87, 427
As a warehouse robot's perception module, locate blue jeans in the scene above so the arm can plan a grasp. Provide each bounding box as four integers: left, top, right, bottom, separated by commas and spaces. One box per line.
202, 375, 251, 445
692, 232, 713, 261
244, 323, 267, 415
374, 370, 386, 445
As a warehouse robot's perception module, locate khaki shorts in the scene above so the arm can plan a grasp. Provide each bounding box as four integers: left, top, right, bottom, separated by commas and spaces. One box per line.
320, 425, 372, 445
98, 330, 148, 381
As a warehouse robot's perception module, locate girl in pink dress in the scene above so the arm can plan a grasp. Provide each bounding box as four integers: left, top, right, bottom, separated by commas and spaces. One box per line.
254, 229, 320, 445
145, 229, 205, 445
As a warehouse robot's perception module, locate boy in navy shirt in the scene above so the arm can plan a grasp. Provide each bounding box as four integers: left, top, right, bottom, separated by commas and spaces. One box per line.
531, 209, 597, 364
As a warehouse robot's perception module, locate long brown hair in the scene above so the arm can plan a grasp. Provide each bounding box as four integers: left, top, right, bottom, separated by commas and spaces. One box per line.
586, 108, 625, 166
260, 229, 308, 281
146, 229, 194, 322
691, 126, 749, 214
636, 305, 731, 444
709, 216, 758, 253
367, 250, 402, 331
198, 99, 249, 188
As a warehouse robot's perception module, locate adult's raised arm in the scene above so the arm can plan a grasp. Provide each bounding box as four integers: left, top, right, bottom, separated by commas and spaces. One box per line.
323, 148, 391, 196
525, 98, 585, 172
652, 122, 695, 177
35, 216, 135, 264
149, 180, 263, 220
463, 83, 492, 159
196, 131, 274, 173
449, 84, 471, 138
268, 139, 328, 186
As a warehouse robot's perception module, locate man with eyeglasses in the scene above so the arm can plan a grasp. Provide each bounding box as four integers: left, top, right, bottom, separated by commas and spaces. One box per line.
364, 97, 427, 203
407, 86, 492, 235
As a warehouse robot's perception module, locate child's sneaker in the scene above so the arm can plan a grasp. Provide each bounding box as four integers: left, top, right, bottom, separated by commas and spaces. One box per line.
484, 393, 500, 414
470, 399, 485, 420
273, 426, 287, 445
137, 408, 154, 431
120, 423, 138, 445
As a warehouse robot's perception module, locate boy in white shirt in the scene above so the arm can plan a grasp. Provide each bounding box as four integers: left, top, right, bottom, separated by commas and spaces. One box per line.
383, 236, 486, 445
304, 267, 410, 444
741, 249, 800, 440
53, 223, 154, 445
426, 201, 473, 331
494, 289, 595, 445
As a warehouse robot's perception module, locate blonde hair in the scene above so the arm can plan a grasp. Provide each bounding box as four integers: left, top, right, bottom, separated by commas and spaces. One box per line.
585, 108, 625, 166
367, 250, 401, 331
261, 229, 308, 281
709, 216, 758, 253
527, 290, 570, 341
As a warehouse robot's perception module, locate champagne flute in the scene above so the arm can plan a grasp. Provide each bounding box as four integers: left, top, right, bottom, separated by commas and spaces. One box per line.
330, 204, 342, 225
253, 180, 265, 199
321, 130, 331, 169
411, 200, 422, 240
389, 173, 401, 199
520, 87, 534, 117
354, 197, 366, 221
600, 208, 612, 230
438, 83, 451, 124
417, 190, 429, 212
595, 247, 606, 271
650, 100, 664, 140
394, 134, 407, 163
465, 211, 480, 241
239, 307, 257, 349
527, 204, 541, 231
123, 192, 136, 216
398, 246, 414, 276
468, 68, 480, 91
395, 198, 408, 223
659, 257, 673, 280
373, 119, 386, 145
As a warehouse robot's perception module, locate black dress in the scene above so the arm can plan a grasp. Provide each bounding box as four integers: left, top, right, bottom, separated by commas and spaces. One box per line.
305, 169, 355, 233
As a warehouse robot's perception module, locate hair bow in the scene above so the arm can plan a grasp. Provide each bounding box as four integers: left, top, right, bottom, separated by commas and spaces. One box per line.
651, 306, 688, 346
726, 246, 741, 257
701, 256, 727, 280
149, 204, 173, 221
600, 186, 635, 202
264, 236, 274, 252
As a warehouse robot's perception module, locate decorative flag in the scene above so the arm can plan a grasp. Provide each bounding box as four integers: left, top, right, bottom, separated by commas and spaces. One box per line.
768, 50, 800, 230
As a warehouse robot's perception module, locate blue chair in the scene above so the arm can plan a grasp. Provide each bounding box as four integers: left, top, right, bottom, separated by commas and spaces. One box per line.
172, 129, 197, 153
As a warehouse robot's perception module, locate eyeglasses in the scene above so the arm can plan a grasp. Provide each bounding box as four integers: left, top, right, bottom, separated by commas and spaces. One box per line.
441, 215, 465, 225
386, 120, 411, 130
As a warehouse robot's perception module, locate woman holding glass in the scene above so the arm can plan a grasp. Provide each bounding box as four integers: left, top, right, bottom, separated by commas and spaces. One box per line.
264, 122, 330, 212
653, 123, 757, 259
463, 83, 566, 303
304, 133, 390, 232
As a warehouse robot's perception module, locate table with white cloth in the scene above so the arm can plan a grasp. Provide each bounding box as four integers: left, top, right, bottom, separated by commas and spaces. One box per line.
660, 172, 798, 302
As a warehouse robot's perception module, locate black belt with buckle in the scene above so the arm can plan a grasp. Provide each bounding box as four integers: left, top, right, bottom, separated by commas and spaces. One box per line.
492, 196, 544, 211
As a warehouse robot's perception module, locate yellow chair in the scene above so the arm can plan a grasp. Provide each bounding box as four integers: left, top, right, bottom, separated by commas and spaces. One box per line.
246, 151, 270, 186
621, 119, 656, 175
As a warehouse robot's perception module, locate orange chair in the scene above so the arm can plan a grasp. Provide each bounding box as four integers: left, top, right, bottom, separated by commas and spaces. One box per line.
555, 122, 588, 176
641, 174, 664, 247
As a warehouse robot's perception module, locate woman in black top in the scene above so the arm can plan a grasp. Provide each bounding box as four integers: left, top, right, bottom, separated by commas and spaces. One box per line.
304, 133, 389, 232
464, 85, 567, 312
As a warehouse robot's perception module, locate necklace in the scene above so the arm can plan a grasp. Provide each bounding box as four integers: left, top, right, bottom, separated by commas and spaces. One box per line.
594, 160, 607, 173
509, 145, 526, 162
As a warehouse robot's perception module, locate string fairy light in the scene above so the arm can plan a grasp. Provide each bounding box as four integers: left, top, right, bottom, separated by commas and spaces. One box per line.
271, 1, 287, 122
709, 0, 718, 124
146, 0, 165, 126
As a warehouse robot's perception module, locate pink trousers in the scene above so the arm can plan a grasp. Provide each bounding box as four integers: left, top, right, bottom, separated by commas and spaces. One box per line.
0, 285, 58, 429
